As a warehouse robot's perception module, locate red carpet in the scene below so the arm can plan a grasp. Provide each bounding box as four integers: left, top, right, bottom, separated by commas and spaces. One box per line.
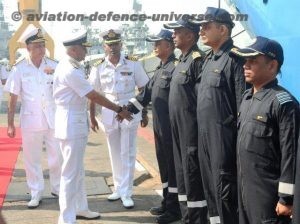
137, 126, 155, 145
0, 127, 22, 208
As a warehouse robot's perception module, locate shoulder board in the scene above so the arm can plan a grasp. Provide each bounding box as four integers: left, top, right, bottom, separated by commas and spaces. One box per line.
125, 55, 139, 61
192, 51, 201, 59
13, 58, 25, 67
174, 58, 179, 66
276, 91, 293, 105
93, 58, 105, 67
46, 57, 58, 63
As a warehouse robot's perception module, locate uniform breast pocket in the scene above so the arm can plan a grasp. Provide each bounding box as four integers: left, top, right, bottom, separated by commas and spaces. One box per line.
100, 75, 113, 85
206, 71, 225, 88
119, 75, 135, 90
21, 77, 35, 89
245, 119, 274, 160
158, 76, 171, 88
175, 73, 189, 85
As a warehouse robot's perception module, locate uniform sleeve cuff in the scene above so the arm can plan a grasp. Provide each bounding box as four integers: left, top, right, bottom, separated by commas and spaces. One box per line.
129, 98, 143, 111
278, 182, 294, 195
127, 103, 140, 114
279, 196, 293, 206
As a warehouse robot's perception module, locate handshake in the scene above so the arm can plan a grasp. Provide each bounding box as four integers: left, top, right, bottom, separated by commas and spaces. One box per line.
90, 103, 148, 133
115, 105, 149, 128
115, 105, 133, 122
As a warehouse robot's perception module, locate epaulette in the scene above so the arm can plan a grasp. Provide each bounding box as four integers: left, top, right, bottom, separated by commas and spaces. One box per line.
93, 58, 104, 67
13, 57, 25, 67
125, 55, 139, 61
174, 58, 179, 66
46, 57, 58, 63
276, 92, 293, 105
192, 51, 201, 59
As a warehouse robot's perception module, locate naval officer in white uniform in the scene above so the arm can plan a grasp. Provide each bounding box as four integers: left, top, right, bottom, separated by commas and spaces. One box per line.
89, 29, 149, 209
0, 63, 9, 113
4, 24, 62, 208
54, 30, 133, 224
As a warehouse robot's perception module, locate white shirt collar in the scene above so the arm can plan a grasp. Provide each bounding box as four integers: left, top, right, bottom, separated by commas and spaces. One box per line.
105, 54, 126, 68
67, 56, 82, 69
26, 55, 47, 69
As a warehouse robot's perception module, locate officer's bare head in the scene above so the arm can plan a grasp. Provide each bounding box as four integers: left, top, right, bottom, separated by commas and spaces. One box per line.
172, 27, 199, 51
199, 22, 232, 51
26, 41, 46, 61
103, 42, 122, 57
66, 45, 87, 62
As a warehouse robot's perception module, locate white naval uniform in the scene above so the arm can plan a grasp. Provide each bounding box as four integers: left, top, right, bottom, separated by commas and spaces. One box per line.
0, 65, 9, 112
53, 56, 94, 224
89, 54, 149, 198
4, 57, 62, 199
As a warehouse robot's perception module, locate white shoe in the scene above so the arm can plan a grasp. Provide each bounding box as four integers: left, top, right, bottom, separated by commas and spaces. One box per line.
27, 196, 41, 209
107, 192, 120, 201
121, 196, 134, 209
76, 210, 101, 220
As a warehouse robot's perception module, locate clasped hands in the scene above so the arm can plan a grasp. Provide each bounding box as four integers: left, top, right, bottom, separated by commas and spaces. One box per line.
91, 105, 148, 133
116, 105, 148, 128
115, 105, 133, 122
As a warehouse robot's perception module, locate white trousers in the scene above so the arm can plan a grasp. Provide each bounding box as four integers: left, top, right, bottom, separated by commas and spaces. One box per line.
103, 121, 139, 198
21, 128, 62, 199
58, 137, 89, 224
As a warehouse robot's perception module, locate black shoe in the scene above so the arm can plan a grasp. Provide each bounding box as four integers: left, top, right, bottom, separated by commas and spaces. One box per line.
150, 206, 165, 216
51, 192, 59, 198
156, 212, 181, 224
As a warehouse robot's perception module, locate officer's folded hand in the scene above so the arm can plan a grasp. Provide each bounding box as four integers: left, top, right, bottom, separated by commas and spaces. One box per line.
90, 117, 99, 133
140, 114, 149, 128
116, 106, 133, 122
7, 124, 16, 138
140, 107, 148, 127
276, 202, 292, 216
